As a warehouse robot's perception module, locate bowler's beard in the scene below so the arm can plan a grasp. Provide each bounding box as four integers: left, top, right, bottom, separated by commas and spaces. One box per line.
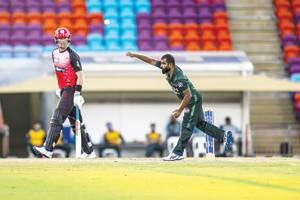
162, 67, 170, 74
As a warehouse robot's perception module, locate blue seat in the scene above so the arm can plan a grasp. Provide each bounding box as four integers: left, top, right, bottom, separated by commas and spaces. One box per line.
0, 45, 13, 58
106, 40, 121, 51
291, 73, 300, 82
121, 19, 136, 29
87, 33, 105, 50
120, 0, 134, 7
104, 7, 119, 18
103, 0, 118, 8
121, 30, 136, 41
75, 45, 90, 52
136, 5, 151, 13
122, 40, 137, 51
104, 18, 119, 29
87, 0, 101, 3
14, 45, 29, 58
43, 45, 57, 52
28, 45, 43, 58
87, 6, 102, 13
87, 1, 102, 12
105, 30, 120, 41
120, 7, 135, 18
88, 33, 103, 42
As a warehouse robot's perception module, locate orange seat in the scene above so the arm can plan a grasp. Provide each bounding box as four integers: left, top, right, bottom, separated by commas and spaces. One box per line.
183, 23, 198, 33
72, 1, 87, 13
74, 20, 88, 35
27, 12, 42, 24
59, 19, 73, 33
278, 21, 295, 33
215, 20, 229, 32
186, 41, 201, 51
0, 12, 10, 23
44, 19, 57, 34
153, 23, 168, 35
199, 23, 214, 32
168, 23, 184, 32
58, 12, 72, 22
276, 9, 293, 20
184, 30, 200, 43
169, 30, 184, 46
12, 12, 27, 24
294, 92, 300, 101
42, 12, 56, 22
88, 12, 103, 24
217, 30, 231, 41
274, 0, 290, 9
214, 11, 228, 21
219, 41, 233, 51
284, 44, 299, 63
280, 29, 296, 38
201, 30, 216, 42
73, 12, 87, 23
202, 41, 217, 51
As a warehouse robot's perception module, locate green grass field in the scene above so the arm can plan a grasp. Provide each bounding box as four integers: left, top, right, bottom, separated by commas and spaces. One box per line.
0, 158, 299, 200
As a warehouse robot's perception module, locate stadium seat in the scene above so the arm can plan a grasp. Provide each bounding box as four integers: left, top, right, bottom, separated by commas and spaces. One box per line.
13, 45, 28, 58
28, 45, 43, 58
0, 45, 12, 58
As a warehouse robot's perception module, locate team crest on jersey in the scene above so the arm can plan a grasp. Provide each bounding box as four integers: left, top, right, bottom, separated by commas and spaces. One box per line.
177, 81, 183, 88
184, 107, 190, 113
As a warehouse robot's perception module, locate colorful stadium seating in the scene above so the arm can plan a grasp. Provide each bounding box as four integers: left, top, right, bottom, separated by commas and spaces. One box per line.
274, 0, 300, 120
0, 0, 232, 57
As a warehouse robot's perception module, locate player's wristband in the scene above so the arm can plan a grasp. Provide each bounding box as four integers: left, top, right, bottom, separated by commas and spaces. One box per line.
75, 85, 82, 93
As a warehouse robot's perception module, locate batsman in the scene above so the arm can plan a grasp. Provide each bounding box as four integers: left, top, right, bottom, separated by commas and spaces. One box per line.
34, 27, 95, 158
127, 52, 233, 161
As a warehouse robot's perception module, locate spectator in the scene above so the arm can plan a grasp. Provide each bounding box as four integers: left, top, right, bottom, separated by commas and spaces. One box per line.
26, 121, 46, 156
220, 117, 242, 156
145, 123, 163, 157
98, 122, 125, 157
54, 133, 72, 158
0, 123, 9, 158
166, 116, 181, 140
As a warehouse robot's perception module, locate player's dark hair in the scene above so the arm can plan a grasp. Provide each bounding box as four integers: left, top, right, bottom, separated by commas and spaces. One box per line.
161, 54, 175, 66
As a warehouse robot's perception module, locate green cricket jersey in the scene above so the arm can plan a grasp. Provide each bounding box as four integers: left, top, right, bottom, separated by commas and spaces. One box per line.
155, 61, 202, 104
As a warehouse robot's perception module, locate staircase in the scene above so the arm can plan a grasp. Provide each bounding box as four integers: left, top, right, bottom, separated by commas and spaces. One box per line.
226, 0, 300, 155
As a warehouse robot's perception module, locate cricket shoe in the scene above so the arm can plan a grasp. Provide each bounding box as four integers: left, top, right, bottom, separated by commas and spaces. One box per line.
163, 153, 184, 161
33, 146, 53, 158
223, 130, 233, 152
79, 151, 96, 159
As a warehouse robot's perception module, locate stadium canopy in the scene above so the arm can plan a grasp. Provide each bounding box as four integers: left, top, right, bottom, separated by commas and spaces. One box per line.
1, 51, 300, 93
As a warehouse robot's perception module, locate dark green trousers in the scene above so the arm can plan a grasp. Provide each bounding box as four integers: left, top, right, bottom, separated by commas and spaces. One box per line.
173, 100, 225, 156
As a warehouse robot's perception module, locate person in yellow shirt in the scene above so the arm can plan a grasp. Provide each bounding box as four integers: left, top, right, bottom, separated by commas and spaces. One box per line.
26, 121, 46, 156
98, 122, 125, 157
145, 123, 163, 157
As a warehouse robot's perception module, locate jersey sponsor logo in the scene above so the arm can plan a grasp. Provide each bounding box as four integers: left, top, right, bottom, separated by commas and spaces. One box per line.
55, 66, 65, 72
171, 86, 179, 95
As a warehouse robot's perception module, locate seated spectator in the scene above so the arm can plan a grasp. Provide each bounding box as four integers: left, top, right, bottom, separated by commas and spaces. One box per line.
26, 121, 45, 156
145, 123, 163, 157
166, 116, 181, 140
0, 123, 9, 158
220, 117, 242, 156
98, 122, 125, 157
54, 133, 72, 158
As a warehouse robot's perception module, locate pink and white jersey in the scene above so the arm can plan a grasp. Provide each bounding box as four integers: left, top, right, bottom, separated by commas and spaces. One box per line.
52, 47, 82, 89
